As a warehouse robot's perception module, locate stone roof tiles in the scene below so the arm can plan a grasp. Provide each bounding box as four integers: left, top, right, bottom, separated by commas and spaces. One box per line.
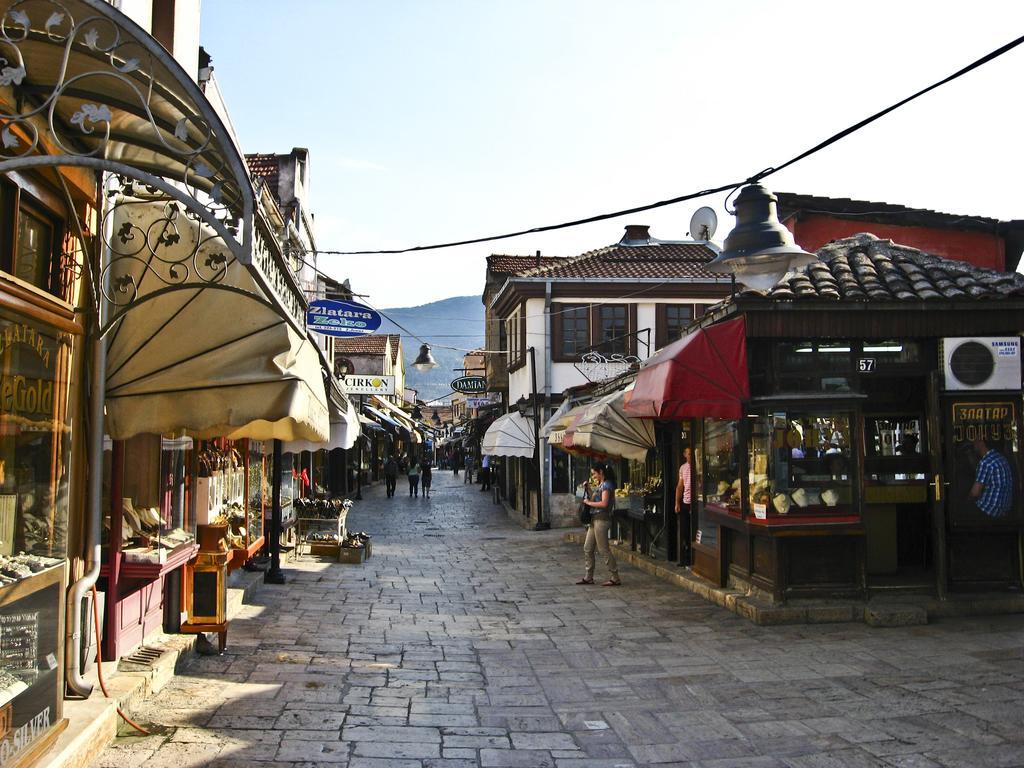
752, 233, 1024, 302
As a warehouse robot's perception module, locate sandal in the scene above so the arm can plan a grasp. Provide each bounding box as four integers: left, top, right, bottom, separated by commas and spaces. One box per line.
575, 578, 594, 585
601, 580, 621, 587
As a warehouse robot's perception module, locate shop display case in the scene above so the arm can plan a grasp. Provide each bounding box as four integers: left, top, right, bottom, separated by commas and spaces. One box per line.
703, 419, 742, 513
109, 435, 197, 568
0, 309, 75, 761
753, 412, 855, 519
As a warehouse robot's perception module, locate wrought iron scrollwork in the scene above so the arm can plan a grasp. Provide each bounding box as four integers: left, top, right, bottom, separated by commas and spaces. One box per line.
573, 351, 642, 384
0, 0, 241, 218
99, 184, 233, 311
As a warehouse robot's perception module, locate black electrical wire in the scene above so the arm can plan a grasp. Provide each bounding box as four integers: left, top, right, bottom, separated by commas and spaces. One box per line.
304, 33, 1024, 257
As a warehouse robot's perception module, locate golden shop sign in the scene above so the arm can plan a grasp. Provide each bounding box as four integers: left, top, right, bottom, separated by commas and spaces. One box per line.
951, 401, 1015, 443
0, 322, 56, 418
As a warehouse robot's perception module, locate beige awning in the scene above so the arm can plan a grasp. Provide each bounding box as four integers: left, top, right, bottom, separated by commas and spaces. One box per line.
104, 200, 329, 442
570, 386, 655, 462
282, 395, 360, 453
482, 412, 535, 458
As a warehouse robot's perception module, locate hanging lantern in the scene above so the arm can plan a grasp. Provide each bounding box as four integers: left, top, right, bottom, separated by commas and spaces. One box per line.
707, 184, 817, 293
412, 343, 438, 371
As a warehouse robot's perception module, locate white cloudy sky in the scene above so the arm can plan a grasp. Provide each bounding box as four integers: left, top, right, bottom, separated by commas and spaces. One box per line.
202, 0, 1024, 308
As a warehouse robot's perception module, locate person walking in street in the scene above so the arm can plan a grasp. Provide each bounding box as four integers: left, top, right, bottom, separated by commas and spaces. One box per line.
577, 462, 621, 586
383, 455, 398, 498
674, 444, 692, 565
421, 462, 433, 498
464, 453, 475, 484
407, 457, 421, 497
479, 454, 491, 492
452, 451, 461, 477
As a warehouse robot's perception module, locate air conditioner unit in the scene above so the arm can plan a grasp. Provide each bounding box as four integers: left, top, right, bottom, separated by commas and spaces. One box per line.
941, 337, 1021, 391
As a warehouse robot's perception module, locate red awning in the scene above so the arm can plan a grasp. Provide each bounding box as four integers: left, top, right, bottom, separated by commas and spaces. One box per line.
624, 316, 749, 420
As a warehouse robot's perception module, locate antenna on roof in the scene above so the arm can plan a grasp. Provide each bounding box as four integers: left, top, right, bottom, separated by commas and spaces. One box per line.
689, 207, 718, 242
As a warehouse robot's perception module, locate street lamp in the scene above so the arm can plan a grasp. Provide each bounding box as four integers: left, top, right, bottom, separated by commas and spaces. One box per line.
431, 409, 442, 426
706, 184, 817, 293
411, 404, 423, 420
413, 343, 438, 371
516, 395, 529, 417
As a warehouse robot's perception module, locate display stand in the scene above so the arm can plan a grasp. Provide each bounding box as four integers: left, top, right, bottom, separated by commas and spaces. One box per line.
180, 524, 230, 652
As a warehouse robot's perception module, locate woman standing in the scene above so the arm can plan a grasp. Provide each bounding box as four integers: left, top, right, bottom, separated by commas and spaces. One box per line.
576, 463, 621, 586
421, 462, 433, 498
407, 457, 421, 497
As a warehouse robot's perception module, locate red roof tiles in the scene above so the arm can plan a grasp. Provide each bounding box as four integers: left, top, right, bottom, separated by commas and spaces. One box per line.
334, 334, 392, 356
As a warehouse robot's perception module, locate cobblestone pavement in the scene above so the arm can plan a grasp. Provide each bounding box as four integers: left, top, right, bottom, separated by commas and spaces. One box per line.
93, 471, 1024, 768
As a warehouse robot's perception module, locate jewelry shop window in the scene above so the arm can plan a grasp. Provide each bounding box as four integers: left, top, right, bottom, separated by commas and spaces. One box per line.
751, 411, 855, 519
113, 434, 197, 561
0, 310, 75, 758
703, 418, 742, 513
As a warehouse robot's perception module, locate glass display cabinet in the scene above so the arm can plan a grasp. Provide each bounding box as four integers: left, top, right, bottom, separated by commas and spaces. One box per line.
0, 309, 76, 761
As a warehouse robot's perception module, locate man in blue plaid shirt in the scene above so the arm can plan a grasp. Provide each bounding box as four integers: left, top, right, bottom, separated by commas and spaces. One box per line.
970, 437, 1014, 518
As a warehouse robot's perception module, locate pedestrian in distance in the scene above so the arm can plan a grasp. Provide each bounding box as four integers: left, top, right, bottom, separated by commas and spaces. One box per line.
421, 462, 433, 498
479, 454, 491, 492
464, 453, 475, 484
383, 455, 398, 498
576, 462, 621, 587
407, 457, 421, 497
453, 451, 461, 477
674, 444, 692, 565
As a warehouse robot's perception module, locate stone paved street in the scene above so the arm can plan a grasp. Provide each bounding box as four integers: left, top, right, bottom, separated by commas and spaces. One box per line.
92, 471, 1024, 768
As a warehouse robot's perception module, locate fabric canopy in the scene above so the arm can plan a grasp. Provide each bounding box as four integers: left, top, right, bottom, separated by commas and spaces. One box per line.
570, 386, 655, 462
541, 399, 575, 437
104, 201, 330, 442
481, 413, 536, 458
283, 396, 360, 454
363, 406, 404, 433
624, 316, 749, 420
359, 416, 387, 434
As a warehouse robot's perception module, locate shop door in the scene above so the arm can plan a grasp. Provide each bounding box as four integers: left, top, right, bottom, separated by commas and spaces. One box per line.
863, 411, 931, 586
940, 394, 1022, 589
925, 372, 948, 598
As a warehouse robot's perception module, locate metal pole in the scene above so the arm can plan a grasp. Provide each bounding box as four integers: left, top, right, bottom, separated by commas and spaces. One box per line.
530, 347, 549, 530
265, 439, 285, 584
355, 395, 363, 499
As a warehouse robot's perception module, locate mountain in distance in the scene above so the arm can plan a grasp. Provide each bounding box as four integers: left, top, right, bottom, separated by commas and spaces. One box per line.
377, 295, 485, 403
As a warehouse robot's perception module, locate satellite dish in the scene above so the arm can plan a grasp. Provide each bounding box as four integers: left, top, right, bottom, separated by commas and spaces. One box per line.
689, 206, 718, 241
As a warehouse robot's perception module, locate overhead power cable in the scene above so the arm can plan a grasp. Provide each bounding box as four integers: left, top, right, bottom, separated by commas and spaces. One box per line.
304, 33, 1024, 257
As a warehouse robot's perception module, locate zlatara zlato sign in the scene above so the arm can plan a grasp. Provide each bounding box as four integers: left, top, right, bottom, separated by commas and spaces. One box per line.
306, 299, 382, 337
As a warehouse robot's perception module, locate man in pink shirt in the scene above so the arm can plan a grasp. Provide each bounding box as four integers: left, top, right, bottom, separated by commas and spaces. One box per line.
674, 445, 692, 566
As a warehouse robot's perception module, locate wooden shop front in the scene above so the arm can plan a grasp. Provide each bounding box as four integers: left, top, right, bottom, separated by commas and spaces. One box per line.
629, 235, 1024, 603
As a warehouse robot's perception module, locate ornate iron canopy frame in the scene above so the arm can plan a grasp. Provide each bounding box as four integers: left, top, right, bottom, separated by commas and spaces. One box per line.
0, 0, 305, 335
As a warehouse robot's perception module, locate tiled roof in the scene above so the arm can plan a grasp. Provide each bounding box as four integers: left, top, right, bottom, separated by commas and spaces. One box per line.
245, 153, 279, 191
334, 334, 391, 356
522, 241, 721, 280
388, 334, 401, 364
755, 233, 1024, 301
487, 255, 567, 275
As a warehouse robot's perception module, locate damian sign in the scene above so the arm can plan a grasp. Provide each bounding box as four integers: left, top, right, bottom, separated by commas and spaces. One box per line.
306, 299, 382, 338
451, 375, 487, 394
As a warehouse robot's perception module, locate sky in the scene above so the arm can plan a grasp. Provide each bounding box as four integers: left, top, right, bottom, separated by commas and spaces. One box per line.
201, 1, 1024, 310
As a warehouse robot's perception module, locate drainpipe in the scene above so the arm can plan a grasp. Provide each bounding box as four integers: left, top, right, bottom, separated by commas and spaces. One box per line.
66, 176, 112, 697
538, 280, 553, 529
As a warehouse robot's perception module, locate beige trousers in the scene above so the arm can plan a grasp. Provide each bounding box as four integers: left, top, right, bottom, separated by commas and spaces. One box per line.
583, 515, 619, 582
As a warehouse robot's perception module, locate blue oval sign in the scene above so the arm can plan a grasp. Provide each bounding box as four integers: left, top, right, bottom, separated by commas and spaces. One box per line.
306, 299, 382, 337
